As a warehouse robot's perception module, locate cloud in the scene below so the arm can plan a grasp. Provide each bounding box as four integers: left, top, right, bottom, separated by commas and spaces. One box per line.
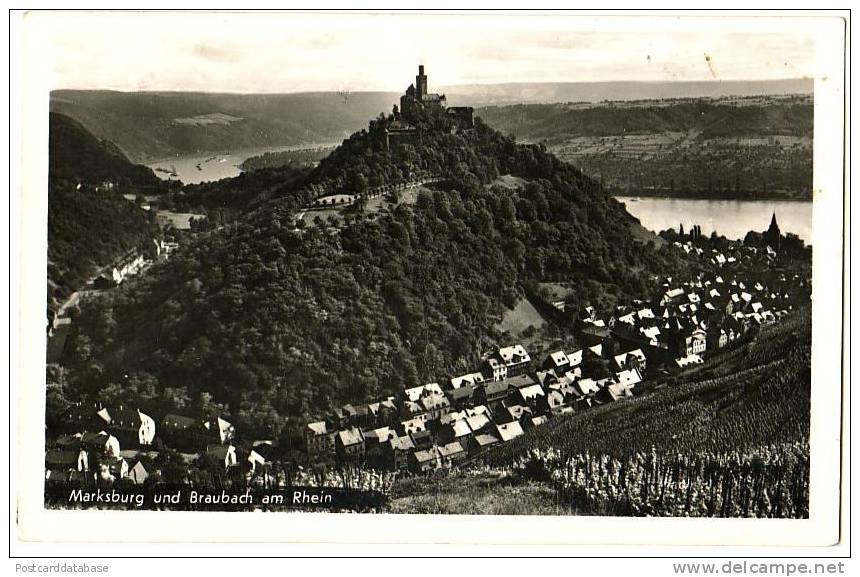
36, 12, 817, 93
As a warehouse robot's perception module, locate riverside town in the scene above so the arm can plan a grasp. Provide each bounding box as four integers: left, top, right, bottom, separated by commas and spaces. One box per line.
45, 63, 814, 516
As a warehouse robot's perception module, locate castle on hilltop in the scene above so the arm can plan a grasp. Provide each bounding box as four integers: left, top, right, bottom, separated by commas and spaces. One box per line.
396, 65, 474, 129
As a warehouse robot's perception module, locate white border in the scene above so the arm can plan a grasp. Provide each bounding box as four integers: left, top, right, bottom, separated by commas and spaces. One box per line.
9, 9, 848, 551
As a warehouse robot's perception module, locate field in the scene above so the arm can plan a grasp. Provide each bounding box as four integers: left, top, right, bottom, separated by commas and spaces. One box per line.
495, 297, 548, 339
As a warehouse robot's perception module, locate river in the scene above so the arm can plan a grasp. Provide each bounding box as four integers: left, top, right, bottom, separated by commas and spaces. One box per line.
146, 144, 338, 185
615, 197, 813, 244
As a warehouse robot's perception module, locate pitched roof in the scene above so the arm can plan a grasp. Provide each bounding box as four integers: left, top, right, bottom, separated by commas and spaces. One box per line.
307, 421, 328, 435
473, 434, 500, 447
517, 384, 546, 400
496, 422, 524, 442
337, 428, 364, 447
438, 441, 465, 458
389, 435, 415, 452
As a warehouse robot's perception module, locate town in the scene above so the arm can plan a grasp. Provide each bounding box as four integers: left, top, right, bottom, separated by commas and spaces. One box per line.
44, 209, 810, 489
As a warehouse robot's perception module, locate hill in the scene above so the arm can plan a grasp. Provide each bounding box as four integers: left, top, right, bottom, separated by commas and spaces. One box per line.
49, 112, 162, 187
54, 101, 689, 440
47, 113, 162, 321
50, 90, 400, 163
477, 95, 813, 199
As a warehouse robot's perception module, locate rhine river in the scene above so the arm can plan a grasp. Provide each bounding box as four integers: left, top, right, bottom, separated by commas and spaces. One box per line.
615, 197, 813, 244
146, 143, 339, 185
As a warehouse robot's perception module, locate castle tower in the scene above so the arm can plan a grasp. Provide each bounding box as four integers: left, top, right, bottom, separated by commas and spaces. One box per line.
415, 65, 428, 99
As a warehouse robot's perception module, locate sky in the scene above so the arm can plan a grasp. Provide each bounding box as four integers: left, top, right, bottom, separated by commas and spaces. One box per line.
28, 11, 817, 93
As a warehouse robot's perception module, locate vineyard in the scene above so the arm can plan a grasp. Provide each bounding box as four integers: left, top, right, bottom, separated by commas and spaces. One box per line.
511, 443, 809, 517
385, 310, 812, 517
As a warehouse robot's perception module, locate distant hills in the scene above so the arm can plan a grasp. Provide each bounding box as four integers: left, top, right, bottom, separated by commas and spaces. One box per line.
442, 78, 813, 107
50, 79, 812, 163
476, 95, 813, 199
51, 90, 400, 163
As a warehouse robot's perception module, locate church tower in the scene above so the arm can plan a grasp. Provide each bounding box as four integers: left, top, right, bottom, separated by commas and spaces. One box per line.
415, 65, 428, 99
765, 212, 781, 250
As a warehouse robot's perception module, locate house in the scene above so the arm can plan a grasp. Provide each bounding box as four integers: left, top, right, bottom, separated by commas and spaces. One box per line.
546, 390, 568, 415
438, 441, 467, 466
438, 418, 473, 445
574, 378, 600, 397
60, 402, 105, 433
403, 383, 445, 403
305, 421, 336, 458
497, 344, 531, 376
362, 426, 395, 468
97, 456, 129, 482
410, 429, 434, 450
526, 415, 549, 429
685, 329, 707, 356
368, 397, 398, 426
46, 448, 88, 475
400, 400, 427, 419
675, 354, 704, 369
247, 449, 269, 473
449, 372, 486, 390
420, 393, 452, 420
510, 383, 546, 410
503, 374, 537, 390
205, 444, 238, 470
481, 356, 507, 381
499, 404, 532, 425
469, 434, 500, 454
399, 414, 430, 436
465, 412, 492, 436
409, 447, 440, 474
362, 426, 396, 446
446, 385, 477, 410
335, 428, 365, 463
101, 407, 156, 447
542, 351, 570, 372
496, 421, 524, 443
126, 461, 149, 485
614, 348, 646, 372
479, 380, 511, 406
615, 368, 643, 389
535, 369, 559, 388
707, 327, 729, 350
79, 431, 121, 458
595, 382, 634, 404
385, 435, 415, 471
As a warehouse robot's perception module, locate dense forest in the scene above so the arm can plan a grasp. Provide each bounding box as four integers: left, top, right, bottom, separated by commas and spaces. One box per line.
47, 113, 162, 320
54, 103, 690, 443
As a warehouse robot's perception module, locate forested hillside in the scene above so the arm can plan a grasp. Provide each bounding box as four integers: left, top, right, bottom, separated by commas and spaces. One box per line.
50, 90, 399, 163
57, 104, 689, 441
48, 113, 161, 320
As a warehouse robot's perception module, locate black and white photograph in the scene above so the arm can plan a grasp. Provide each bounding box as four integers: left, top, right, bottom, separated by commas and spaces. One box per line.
10, 8, 848, 552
